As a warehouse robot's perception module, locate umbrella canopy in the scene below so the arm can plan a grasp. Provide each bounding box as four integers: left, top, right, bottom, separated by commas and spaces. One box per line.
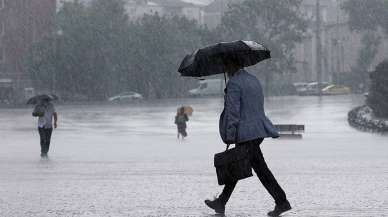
27, 94, 58, 105
183, 106, 193, 116
178, 40, 271, 77
177, 106, 193, 116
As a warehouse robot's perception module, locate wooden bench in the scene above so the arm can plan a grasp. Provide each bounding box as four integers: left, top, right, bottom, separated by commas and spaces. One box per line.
274, 124, 305, 138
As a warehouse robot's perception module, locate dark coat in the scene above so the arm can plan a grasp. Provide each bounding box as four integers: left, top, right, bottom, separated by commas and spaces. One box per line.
175, 114, 188, 128
219, 69, 279, 144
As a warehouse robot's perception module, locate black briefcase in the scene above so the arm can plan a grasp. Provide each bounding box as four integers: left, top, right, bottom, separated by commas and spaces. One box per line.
214, 145, 252, 185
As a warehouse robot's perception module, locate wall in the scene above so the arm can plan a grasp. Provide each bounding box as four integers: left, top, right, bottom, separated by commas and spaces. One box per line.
0, 0, 56, 102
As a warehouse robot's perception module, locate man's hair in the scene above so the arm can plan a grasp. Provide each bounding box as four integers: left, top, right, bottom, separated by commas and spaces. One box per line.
224, 55, 242, 69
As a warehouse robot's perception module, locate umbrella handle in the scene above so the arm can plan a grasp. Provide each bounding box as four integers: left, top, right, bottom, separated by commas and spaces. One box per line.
224, 72, 227, 89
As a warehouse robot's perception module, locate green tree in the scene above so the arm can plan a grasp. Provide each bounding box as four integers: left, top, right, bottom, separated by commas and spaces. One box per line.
367, 60, 388, 118
342, 0, 388, 91
27, 37, 57, 93
27, 1, 212, 100
86, 0, 132, 96
351, 32, 381, 91
129, 14, 213, 98
218, 0, 307, 94
342, 0, 388, 34
27, 0, 132, 100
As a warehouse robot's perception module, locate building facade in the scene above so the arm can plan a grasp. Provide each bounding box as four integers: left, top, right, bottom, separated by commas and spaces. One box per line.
0, 0, 56, 103
293, 0, 388, 85
202, 0, 243, 29
125, 0, 204, 24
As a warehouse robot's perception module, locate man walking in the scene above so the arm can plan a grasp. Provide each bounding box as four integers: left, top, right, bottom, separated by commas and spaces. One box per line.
205, 61, 291, 217
35, 98, 57, 157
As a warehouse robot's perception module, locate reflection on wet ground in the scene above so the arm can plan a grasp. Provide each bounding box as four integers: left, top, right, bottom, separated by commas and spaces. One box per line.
1, 95, 387, 216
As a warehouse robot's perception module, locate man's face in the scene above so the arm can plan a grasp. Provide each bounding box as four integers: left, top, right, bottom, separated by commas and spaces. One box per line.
225, 63, 239, 77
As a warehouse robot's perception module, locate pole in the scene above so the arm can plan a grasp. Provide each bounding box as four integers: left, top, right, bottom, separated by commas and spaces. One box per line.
335, 1, 341, 77
52, 30, 63, 94
221, 0, 225, 16
52, 37, 56, 93
315, 0, 322, 96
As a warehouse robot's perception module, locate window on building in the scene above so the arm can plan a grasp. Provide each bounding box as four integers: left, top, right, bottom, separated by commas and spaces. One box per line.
0, 0, 4, 10
0, 21, 4, 36
322, 8, 327, 22
307, 10, 313, 19
0, 46, 4, 63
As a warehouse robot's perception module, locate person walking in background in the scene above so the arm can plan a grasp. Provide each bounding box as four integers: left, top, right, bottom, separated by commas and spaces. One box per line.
204, 60, 291, 217
33, 98, 58, 158
175, 106, 189, 139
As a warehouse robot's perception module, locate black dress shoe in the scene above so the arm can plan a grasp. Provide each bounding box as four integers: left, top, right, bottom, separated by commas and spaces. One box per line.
204, 198, 225, 214
267, 201, 291, 217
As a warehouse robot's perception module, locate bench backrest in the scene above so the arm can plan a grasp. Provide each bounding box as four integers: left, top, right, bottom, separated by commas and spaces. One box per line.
274, 124, 305, 132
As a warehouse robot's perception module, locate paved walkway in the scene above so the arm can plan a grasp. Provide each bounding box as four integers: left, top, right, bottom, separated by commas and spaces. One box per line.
1, 96, 387, 216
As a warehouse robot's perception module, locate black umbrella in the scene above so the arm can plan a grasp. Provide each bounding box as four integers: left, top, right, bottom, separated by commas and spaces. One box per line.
27, 94, 58, 105
178, 40, 271, 77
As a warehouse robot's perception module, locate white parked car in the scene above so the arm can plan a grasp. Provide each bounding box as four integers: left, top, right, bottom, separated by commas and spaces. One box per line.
297, 82, 331, 96
321, 84, 351, 95
293, 82, 309, 95
108, 91, 143, 102
189, 79, 225, 96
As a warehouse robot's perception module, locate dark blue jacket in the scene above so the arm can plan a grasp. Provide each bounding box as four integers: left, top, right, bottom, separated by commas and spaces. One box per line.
219, 69, 279, 144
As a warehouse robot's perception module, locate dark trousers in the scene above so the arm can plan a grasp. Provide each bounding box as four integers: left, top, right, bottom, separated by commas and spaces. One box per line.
177, 125, 187, 138
38, 127, 53, 154
218, 138, 288, 205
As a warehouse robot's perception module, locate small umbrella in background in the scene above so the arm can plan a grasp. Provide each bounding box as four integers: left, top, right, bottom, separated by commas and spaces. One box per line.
178, 40, 271, 78
27, 94, 58, 105
183, 106, 193, 116
177, 106, 193, 116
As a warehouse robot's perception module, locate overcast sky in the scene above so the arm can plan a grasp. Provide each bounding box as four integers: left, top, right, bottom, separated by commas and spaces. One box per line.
182, 0, 213, 5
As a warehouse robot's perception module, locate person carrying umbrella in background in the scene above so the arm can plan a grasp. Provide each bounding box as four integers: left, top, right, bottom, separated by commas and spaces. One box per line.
178, 41, 291, 216
28, 94, 58, 158
175, 106, 192, 139
175, 106, 189, 139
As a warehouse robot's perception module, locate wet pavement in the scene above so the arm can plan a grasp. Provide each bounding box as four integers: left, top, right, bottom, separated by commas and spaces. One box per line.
0, 95, 387, 217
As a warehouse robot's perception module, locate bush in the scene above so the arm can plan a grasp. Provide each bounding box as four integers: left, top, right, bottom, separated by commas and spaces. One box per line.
348, 105, 388, 133
367, 60, 388, 118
